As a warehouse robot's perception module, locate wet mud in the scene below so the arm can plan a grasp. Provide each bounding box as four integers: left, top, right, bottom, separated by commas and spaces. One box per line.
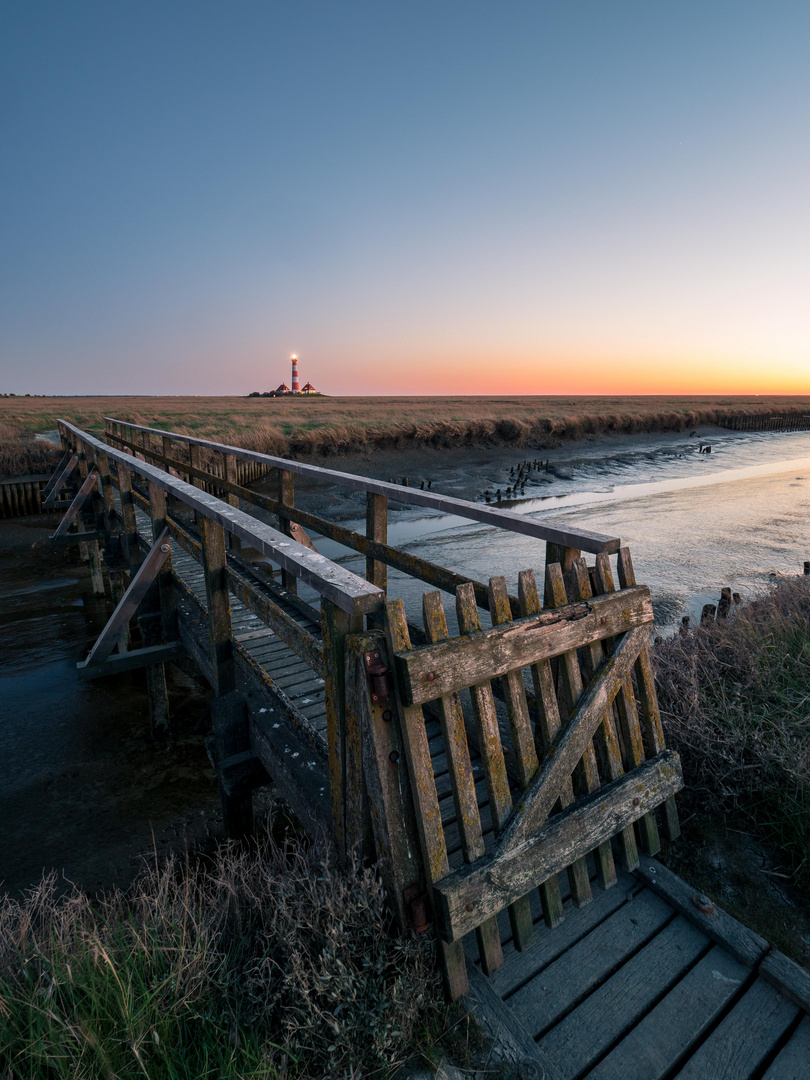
0, 518, 228, 898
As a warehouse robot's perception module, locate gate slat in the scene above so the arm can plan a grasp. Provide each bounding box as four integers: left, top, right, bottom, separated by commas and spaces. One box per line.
422, 592, 504, 974
616, 548, 680, 841
385, 598, 469, 1000
455, 584, 535, 951
546, 561, 616, 893
570, 558, 639, 870
593, 552, 661, 856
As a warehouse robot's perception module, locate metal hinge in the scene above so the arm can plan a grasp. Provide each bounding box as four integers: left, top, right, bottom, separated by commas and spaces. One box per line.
363, 647, 393, 705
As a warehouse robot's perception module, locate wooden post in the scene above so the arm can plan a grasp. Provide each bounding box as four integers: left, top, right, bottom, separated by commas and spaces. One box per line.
117, 462, 141, 572
223, 452, 242, 554
344, 631, 424, 929
544, 542, 580, 603
322, 598, 363, 861
75, 440, 105, 596
138, 481, 174, 736
278, 469, 297, 594
200, 514, 252, 836
365, 492, 388, 592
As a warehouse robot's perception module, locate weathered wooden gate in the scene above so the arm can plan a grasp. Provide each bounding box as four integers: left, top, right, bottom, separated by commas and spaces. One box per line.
350, 548, 683, 1000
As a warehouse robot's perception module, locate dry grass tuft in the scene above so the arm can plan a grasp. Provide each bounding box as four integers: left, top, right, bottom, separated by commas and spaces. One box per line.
653, 577, 810, 888
0, 833, 443, 1079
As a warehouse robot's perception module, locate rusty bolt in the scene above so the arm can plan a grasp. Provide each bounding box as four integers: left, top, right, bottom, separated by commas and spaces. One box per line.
365, 653, 372, 662
160, 544, 170, 553
600, 616, 607, 625
632, 797, 640, 807
382, 709, 393, 722
692, 893, 715, 915
465, 902, 474, 912
389, 751, 400, 765
425, 672, 436, 682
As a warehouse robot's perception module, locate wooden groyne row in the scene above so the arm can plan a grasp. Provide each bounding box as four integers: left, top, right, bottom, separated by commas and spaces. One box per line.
0, 473, 51, 518
719, 411, 810, 432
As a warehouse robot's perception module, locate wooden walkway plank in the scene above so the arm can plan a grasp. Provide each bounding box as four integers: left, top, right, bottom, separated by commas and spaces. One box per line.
586, 945, 750, 1080
763, 1014, 810, 1080
506, 888, 673, 1037
486, 870, 636, 998
537, 916, 709, 1079
674, 979, 799, 1080
635, 860, 769, 968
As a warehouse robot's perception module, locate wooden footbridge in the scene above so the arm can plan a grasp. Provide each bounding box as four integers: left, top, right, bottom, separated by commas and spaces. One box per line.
34, 417, 810, 1079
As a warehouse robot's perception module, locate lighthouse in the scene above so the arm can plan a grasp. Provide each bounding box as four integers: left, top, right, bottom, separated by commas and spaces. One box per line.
291, 355, 300, 394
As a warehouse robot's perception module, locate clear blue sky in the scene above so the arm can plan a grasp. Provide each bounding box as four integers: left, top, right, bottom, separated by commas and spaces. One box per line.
2, 1, 808, 395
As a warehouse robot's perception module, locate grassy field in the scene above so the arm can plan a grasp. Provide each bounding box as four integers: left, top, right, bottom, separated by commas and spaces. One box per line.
3, 393, 810, 477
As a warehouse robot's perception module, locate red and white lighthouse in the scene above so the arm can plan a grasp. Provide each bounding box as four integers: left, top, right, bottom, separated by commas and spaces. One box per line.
291, 354, 300, 394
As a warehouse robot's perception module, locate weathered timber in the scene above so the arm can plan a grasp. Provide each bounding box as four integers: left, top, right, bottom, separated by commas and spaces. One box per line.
508, 888, 674, 1037
384, 598, 468, 1000
62, 420, 384, 617
586, 945, 750, 1080
395, 585, 653, 706
322, 599, 363, 860
106, 429, 517, 613
634, 859, 769, 967
42, 453, 78, 507
76, 641, 186, 680
516, 567, 585, 917
617, 547, 680, 841
433, 751, 682, 943
548, 559, 615, 891
501, 623, 652, 852
676, 978, 799, 1080
104, 416, 621, 554
594, 550, 661, 856
572, 556, 639, 871
462, 962, 564, 1080
538, 916, 711, 1079
80, 528, 172, 668
345, 632, 423, 930
760, 949, 810, 1013
422, 591, 505, 972
49, 469, 98, 538
762, 1014, 810, 1080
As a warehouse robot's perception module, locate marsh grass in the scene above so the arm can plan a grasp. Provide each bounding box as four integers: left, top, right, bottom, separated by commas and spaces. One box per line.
653, 577, 810, 890
3, 395, 810, 468
0, 424, 62, 479
0, 836, 444, 1079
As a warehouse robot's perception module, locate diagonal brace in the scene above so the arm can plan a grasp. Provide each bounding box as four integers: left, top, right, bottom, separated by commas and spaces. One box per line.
43, 453, 79, 508
499, 623, 651, 853
80, 528, 172, 668
49, 469, 98, 538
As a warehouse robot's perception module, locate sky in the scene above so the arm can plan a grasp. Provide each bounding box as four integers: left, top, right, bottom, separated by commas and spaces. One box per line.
1, 1, 809, 397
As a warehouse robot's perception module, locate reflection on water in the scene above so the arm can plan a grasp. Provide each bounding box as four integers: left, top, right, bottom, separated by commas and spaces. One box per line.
321, 429, 810, 630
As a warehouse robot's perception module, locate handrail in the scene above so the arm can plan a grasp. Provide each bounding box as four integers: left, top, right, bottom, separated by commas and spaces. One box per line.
104, 417, 620, 555
59, 420, 384, 617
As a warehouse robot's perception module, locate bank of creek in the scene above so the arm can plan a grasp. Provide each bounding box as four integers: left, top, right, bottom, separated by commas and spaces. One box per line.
2, 423, 809, 898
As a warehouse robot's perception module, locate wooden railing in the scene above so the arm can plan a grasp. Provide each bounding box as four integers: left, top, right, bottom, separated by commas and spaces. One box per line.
103, 417, 621, 615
